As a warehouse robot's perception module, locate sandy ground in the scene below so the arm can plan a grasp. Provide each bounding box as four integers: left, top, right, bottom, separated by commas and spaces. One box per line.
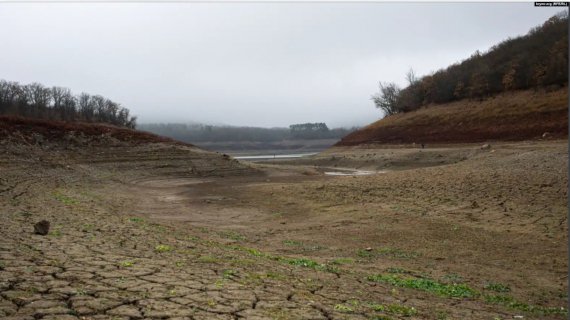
0, 140, 567, 319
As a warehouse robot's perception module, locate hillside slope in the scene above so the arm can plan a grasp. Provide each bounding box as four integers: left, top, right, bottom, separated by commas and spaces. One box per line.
337, 88, 567, 146
0, 116, 257, 178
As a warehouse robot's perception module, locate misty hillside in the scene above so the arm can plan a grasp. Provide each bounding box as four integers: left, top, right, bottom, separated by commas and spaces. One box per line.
373, 11, 567, 116
338, 12, 568, 146
139, 123, 358, 152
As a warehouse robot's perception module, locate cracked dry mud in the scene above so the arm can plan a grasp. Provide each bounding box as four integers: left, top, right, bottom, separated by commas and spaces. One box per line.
0, 139, 568, 319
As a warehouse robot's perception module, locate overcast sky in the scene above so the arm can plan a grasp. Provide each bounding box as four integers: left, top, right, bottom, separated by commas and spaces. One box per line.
0, 3, 562, 127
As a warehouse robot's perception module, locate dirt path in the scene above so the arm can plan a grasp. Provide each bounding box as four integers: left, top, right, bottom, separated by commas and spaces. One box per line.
0, 141, 567, 319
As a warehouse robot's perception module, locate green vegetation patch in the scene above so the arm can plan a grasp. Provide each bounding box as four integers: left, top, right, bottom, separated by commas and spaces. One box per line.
484, 282, 511, 293
154, 244, 173, 253
53, 191, 79, 205
222, 269, 237, 279
229, 245, 339, 273
484, 294, 567, 316
442, 273, 464, 284
386, 267, 412, 274
368, 303, 418, 317
283, 239, 326, 252
367, 274, 476, 298
283, 257, 320, 268
119, 261, 135, 268
218, 230, 246, 241
283, 239, 304, 246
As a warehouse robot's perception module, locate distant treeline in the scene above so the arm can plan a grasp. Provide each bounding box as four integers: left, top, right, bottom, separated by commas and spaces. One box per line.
373, 11, 568, 116
139, 122, 357, 143
0, 80, 137, 128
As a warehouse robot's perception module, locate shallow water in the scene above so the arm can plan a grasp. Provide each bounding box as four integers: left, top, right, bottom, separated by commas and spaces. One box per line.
234, 152, 317, 160
324, 168, 384, 176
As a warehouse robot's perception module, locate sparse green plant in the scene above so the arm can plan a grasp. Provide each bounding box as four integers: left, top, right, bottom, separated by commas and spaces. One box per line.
264, 272, 284, 280
386, 267, 411, 274
230, 245, 339, 272
369, 303, 417, 317
214, 279, 224, 288
53, 191, 78, 205
436, 310, 449, 320
357, 249, 373, 258
218, 230, 246, 241
129, 217, 144, 223
284, 257, 321, 268
223, 269, 237, 279
283, 239, 304, 246
377, 247, 419, 259
367, 274, 477, 298
119, 261, 134, 267
484, 294, 568, 315
358, 247, 419, 259
188, 235, 200, 241
75, 288, 87, 296
150, 223, 166, 233
154, 244, 173, 253
49, 229, 62, 237
442, 273, 464, 284
230, 245, 264, 257
484, 282, 511, 293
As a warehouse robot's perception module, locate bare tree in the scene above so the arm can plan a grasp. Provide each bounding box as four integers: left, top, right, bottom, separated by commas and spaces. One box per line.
0, 79, 137, 128
405, 68, 418, 86
372, 82, 401, 116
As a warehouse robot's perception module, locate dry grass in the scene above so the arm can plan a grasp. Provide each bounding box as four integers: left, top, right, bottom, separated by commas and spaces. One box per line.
338, 88, 568, 146
0, 115, 190, 146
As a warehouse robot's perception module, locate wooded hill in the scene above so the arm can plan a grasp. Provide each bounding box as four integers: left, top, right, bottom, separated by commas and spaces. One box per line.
0, 80, 137, 129
373, 12, 568, 116
338, 12, 568, 146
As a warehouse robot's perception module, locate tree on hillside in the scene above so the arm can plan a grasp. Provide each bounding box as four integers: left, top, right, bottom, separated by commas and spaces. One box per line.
502, 61, 519, 91
372, 82, 401, 116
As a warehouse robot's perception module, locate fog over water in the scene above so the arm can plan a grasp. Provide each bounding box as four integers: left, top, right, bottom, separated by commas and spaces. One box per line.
0, 3, 561, 127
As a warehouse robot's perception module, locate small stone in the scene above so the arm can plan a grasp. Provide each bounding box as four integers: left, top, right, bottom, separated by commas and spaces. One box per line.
34, 220, 50, 235
365, 247, 373, 251
481, 144, 491, 150
542, 132, 551, 139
